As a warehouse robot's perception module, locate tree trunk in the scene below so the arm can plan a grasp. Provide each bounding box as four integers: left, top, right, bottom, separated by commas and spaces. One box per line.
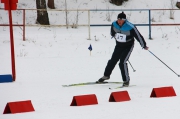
48, 0, 55, 9
65, 0, 68, 29
109, 0, 127, 6
36, 0, 50, 25
176, 2, 180, 9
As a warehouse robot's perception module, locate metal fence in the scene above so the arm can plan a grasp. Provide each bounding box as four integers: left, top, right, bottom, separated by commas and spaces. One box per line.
0, 8, 180, 40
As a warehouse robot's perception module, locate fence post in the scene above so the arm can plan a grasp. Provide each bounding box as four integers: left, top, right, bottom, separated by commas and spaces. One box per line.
87, 10, 91, 40
148, 10, 152, 39
23, 9, 25, 41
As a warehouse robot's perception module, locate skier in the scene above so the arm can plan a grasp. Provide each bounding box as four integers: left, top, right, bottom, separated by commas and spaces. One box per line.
97, 12, 149, 87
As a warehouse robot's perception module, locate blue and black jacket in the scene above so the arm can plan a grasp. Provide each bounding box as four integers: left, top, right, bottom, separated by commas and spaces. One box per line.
110, 20, 147, 48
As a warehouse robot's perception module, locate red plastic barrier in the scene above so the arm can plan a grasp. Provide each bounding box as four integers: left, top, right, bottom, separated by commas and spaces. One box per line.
109, 91, 131, 102
150, 86, 176, 98
70, 94, 98, 106
3, 100, 35, 114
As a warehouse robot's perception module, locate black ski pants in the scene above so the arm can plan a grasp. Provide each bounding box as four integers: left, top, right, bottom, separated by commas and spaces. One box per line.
104, 44, 134, 82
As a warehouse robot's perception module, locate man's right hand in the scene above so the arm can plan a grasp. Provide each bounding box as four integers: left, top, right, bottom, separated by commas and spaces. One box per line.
144, 46, 149, 50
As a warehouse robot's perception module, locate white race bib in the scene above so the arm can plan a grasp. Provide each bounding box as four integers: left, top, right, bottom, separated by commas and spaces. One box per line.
115, 33, 126, 42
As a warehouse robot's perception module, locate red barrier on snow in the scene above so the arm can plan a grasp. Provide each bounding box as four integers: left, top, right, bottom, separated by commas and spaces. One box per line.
109, 91, 131, 102
70, 94, 98, 106
3, 100, 35, 114
150, 86, 176, 98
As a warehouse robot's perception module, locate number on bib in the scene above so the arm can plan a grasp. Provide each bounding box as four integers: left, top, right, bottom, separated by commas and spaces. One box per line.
115, 33, 126, 42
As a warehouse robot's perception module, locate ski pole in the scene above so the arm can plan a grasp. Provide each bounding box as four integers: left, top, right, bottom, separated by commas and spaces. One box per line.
148, 50, 180, 77
128, 60, 136, 72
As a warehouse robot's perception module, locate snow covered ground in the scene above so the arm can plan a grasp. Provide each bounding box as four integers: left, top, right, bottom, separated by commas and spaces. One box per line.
0, 0, 180, 119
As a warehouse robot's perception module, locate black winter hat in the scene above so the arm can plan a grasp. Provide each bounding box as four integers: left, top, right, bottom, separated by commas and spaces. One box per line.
117, 12, 126, 19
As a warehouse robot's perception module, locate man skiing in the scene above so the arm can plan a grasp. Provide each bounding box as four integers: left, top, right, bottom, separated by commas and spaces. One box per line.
97, 12, 149, 87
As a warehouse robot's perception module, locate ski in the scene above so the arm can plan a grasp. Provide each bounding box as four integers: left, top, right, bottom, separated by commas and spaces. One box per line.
109, 85, 136, 89
62, 81, 123, 87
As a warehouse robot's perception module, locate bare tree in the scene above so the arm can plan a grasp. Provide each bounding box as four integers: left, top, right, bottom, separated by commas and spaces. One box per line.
176, 1, 180, 9
106, 4, 112, 22
170, 0, 175, 19
109, 0, 128, 6
65, 0, 68, 29
48, 0, 55, 9
36, 0, 50, 25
